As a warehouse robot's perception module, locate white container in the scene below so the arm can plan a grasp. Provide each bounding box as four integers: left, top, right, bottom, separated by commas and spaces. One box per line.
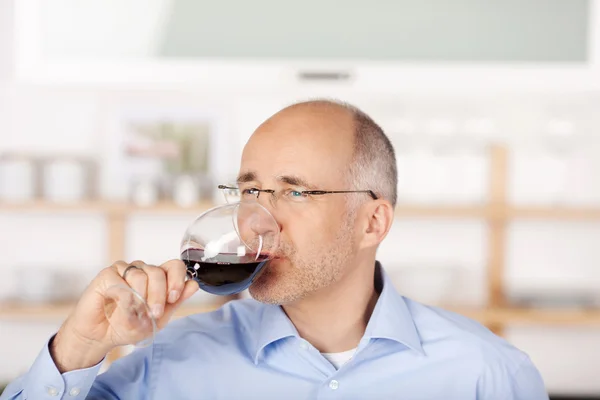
131, 178, 159, 207
14, 266, 86, 303
173, 175, 199, 207
0, 158, 36, 202
43, 160, 86, 203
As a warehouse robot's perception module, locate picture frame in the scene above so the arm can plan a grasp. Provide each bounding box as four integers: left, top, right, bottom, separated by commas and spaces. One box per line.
100, 102, 234, 205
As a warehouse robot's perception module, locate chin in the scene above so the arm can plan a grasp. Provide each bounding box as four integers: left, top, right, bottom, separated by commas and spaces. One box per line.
249, 262, 302, 305
257, 257, 286, 279
249, 268, 279, 299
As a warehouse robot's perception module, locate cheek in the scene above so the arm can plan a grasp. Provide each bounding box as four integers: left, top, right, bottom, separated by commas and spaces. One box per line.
281, 210, 344, 253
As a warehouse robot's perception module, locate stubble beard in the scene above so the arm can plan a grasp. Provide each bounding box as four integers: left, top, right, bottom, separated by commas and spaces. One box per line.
249, 213, 356, 305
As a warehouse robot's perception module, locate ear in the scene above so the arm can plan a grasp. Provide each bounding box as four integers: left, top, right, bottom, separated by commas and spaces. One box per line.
358, 200, 394, 249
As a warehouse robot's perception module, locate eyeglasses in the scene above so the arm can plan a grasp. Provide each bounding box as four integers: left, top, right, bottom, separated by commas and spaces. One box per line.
218, 184, 377, 207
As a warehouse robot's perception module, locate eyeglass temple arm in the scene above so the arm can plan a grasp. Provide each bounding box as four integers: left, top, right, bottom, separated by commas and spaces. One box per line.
304, 190, 378, 200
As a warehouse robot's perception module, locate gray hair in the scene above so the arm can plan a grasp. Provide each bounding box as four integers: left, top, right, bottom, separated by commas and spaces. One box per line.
284, 99, 398, 208
344, 103, 397, 208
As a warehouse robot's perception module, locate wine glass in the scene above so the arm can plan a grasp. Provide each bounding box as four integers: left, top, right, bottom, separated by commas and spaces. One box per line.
97, 200, 279, 351
180, 201, 280, 296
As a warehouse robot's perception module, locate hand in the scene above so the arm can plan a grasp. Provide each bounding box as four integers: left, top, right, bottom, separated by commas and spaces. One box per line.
51, 259, 198, 372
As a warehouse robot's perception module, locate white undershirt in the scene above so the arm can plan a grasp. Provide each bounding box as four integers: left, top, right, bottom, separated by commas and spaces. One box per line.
321, 348, 357, 370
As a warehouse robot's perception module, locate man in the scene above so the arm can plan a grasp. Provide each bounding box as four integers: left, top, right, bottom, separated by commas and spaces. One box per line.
2, 100, 548, 399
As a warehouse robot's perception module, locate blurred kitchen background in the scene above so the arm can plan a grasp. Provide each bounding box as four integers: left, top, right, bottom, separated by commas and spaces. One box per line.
2, 0, 600, 397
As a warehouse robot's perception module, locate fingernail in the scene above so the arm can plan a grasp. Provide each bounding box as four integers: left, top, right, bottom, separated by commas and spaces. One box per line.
151, 304, 163, 319
168, 290, 180, 303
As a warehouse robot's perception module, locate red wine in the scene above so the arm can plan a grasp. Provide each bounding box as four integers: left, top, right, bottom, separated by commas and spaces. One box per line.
181, 248, 270, 295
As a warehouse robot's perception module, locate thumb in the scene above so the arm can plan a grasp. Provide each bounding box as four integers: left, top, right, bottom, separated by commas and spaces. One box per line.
175, 279, 200, 306
160, 280, 199, 323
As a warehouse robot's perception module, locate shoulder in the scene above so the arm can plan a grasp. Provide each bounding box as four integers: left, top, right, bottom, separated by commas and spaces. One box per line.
404, 298, 547, 398
155, 299, 264, 345
405, 298, 533, 372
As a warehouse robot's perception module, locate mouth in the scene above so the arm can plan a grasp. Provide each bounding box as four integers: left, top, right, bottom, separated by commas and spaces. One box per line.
254, 252, 279, 259
264, 253, 285, 261
256, 249, 282, 257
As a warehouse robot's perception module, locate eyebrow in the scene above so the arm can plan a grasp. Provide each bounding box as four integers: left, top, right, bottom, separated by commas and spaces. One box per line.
236, 171, 317, 190
276, 175, 317, 189
236, 171, 257, 184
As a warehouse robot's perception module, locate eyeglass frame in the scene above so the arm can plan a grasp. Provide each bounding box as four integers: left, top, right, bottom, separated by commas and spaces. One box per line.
217, 184, 378, 203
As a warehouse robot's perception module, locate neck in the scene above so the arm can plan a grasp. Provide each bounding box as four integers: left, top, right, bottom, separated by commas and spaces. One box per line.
282, 258, 379, 353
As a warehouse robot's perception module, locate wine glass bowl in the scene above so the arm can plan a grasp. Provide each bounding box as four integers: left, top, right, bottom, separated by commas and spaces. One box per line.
180, 201, 280, 296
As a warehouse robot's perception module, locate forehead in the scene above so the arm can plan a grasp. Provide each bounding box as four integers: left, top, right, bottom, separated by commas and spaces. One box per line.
240, 107, 355, 187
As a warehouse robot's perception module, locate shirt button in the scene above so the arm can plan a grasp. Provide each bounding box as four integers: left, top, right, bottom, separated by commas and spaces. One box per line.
47, 386, 59, 396
299, 342, 308, 350
69, 387, 81, 396
329, 380, 339, 390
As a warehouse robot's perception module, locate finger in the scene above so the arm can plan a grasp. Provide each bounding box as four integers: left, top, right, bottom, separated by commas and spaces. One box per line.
94, 261, 135, 315
160, 259, 188, 304
123, 261, 149, 301
106, 261, 146, 296
98, 262, 153, 342
163, 279, 199, 318
137, 264, 167, 319
110, 260, 142, 285
178, 279, 199, 304
101, 261, 130, 289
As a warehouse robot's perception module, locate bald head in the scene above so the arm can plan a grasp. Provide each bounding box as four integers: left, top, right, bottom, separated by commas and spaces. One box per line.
259, 99, 355, 145
269, 99, 398, 207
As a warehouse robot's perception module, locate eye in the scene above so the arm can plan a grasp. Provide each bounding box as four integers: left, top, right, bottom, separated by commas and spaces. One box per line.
284, 189, 308, 201
241, 188, 260, 196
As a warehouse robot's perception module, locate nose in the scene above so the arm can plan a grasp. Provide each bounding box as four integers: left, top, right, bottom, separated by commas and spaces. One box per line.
255, 192, 283, 234
256, 190, 277, 211
235, 200, 281, 258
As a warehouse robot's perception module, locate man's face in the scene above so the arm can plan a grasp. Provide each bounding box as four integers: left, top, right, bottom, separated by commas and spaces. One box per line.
241, 106, 360, 305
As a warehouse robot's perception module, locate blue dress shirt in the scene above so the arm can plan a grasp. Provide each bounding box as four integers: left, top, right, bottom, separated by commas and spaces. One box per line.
1, 263, 549, 399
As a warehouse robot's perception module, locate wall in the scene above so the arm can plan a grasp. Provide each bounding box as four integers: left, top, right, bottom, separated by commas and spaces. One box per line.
41, 0, 590, 61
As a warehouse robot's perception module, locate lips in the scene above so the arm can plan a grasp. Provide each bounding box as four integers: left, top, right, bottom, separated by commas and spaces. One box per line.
257, 251, 285, 259
272, 252, 288, 259
253, 252, 281, 261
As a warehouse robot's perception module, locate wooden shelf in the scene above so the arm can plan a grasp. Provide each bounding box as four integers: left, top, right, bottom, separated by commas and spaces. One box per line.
0, 200, 113, 213
450, 307, 600, 327
507, 206, 600, 220
0, 302, 226, 321
4, 302, 600, 326
0, 303, 77, 320
124, 201, 218, 215
0, 200, 217, 215
394, 205, 491, 218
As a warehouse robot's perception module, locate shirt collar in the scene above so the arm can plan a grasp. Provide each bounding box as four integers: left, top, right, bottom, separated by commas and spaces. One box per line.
252, 303, 298, 364
363, 262, 425, 355
251, 261, 424, 364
